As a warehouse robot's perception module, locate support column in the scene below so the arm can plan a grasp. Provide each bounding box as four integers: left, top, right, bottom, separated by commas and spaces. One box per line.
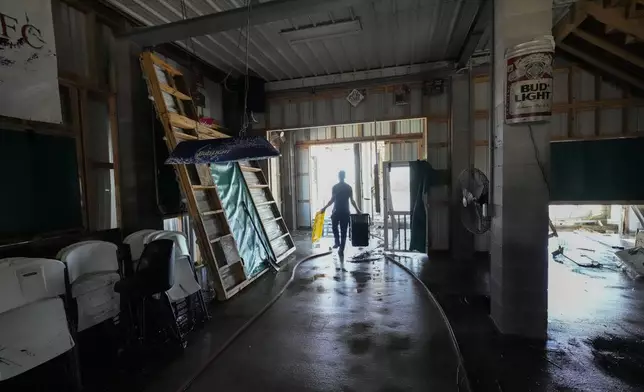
450, 74, 474, 260
490, 0, 552, 339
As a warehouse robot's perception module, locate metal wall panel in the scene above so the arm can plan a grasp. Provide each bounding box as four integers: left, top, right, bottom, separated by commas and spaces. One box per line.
267, 84, 428, 130
575, 69, 596, 101
430, 204, 450, 251
474, 80, 490, 111
550, 113, 569, 139
553, 70, 568, 104
387, 142, 419, 161
577, 111, 596, 137
600, 109, 623, 136
629, 106, 644, 133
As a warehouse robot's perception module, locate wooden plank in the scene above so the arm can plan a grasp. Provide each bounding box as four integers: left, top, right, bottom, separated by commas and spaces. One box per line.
149, 52, 183, 76
248, 184, 269, 189
202, 209, 224, 216
192, 185, 218, 190
160, 83, 191, 100
553, 1, 588, 43
270, 232, 290, 243
240, 165, 262, 172
295, 132, 423, 146
474, 133, 644, 145
174, 131, 199, 141
585, 2, 644, 41
558, 42, 644, 91
572, 28, 644, 69
210, 233, 233, 243
256, 200, 276, 207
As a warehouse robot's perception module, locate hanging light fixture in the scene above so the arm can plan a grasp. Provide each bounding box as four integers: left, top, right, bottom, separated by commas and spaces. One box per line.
165, 0, 279, 165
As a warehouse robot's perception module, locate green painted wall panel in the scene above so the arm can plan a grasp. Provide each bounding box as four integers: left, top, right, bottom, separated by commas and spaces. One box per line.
550, 138, 644, 202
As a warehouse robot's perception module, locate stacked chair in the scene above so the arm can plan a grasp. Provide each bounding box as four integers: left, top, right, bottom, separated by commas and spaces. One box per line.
124, 230, 209, 348
56, 241, 123, 388
0, 230, 208, 390
0, 257, 79, 390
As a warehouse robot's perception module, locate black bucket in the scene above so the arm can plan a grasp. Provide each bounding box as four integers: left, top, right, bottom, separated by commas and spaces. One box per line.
350, 214, 370, 247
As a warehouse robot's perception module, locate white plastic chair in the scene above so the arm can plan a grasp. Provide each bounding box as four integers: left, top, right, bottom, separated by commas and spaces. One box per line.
143, 231, 201, 302
57, 241, 120, 332
0, 257, 74, 381
124, 229, 157, 261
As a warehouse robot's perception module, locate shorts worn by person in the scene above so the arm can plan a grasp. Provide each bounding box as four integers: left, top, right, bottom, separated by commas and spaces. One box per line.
320, 170, 361, 257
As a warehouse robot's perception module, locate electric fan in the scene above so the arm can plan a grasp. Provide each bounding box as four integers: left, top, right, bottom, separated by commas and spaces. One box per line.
458, 168, 491, 234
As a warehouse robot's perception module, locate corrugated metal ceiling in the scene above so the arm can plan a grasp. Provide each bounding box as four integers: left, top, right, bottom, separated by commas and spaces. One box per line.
106, 0, 482, 81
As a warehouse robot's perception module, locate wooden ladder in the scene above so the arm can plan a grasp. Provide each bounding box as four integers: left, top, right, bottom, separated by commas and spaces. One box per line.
140, 52, 249, 300
239, 160, 296, 263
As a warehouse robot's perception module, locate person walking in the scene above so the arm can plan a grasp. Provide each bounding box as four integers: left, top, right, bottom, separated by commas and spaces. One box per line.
320, 170, 361, 256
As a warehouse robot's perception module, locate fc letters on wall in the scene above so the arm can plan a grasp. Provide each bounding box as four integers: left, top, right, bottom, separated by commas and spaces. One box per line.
0, 0, 61, 124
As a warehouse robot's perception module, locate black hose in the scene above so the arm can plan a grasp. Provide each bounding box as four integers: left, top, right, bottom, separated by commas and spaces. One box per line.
176, 250, 471, 392
384, 255, 471, 392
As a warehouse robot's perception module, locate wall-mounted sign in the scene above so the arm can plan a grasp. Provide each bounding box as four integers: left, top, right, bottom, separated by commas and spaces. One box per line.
0, 0, 61, 123
505, 37, 555, 125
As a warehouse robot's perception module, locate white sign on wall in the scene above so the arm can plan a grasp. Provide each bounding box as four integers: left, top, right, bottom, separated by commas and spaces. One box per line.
0, 0, 61, 124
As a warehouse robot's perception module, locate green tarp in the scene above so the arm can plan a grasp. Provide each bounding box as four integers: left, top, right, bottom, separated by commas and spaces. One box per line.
211, 163, 271, 278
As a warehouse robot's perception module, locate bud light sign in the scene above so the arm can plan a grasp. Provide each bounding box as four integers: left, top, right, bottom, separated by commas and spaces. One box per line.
505, 47, 554, 124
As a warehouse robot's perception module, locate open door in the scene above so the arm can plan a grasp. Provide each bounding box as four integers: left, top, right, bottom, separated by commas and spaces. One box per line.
383, 161, 412, 251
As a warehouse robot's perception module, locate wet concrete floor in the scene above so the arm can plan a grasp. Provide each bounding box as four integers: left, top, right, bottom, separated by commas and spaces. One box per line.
141, 234, 465, 392
183, 248, 465, 392
394, 231, 644, 392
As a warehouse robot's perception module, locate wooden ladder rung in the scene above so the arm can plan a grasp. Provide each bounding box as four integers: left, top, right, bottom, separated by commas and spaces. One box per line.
174, 131, 198, 140
240, 165, 262, 173
248, 184, 269, 189
160, 83, 191, 100
168, 112, 229, 138
202, 209, 224, 216
264, 216, 283, 223
150, 53, 183, 76
193, 185, 217, 190
210, 233, 233, 243
169, 112, 199, 130
256, 201, 276, 207
270, 232, 290, 243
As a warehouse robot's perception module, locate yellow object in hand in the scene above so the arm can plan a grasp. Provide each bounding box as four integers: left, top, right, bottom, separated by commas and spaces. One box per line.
312, 211, 325, 243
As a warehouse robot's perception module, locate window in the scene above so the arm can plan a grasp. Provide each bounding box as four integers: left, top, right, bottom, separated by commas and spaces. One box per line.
82, 91, 119, 230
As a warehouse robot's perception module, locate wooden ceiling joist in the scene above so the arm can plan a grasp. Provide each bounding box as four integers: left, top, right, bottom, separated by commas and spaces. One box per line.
554, 1, 588, 43
585, 1, 644, 41
627, 0, 644, 19
572, 28, 644, 69
558, 42, 644, 91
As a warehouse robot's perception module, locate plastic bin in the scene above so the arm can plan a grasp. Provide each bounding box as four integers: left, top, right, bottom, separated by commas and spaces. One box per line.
350, 213, 370, 247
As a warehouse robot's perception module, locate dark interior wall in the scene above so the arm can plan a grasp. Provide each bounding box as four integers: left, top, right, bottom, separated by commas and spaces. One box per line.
115, 39, 163, 234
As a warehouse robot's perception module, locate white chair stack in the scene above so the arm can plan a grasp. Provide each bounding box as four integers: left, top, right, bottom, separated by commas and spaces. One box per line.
57, 241, 121, 332
125, 230, 202, 302
0, 257, 74, 381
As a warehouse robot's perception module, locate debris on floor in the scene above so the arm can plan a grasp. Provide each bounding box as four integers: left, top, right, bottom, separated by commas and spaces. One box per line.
589, 333, 644, 387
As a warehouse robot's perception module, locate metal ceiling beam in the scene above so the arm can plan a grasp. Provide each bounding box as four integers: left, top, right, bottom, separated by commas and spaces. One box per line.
457, 0, 491, 68
123, 0, 373, 46
265, 61, 453, 92
558, 42, 644, 91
